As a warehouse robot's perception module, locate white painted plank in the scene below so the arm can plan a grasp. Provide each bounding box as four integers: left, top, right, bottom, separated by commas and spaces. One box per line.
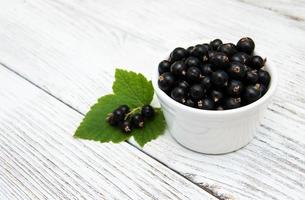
0, 0, 305, 199
0, 67, 216, 199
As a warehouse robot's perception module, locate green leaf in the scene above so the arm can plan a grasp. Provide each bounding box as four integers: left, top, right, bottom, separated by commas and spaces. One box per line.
133, 108, 166, 147
112, 69, 154, 107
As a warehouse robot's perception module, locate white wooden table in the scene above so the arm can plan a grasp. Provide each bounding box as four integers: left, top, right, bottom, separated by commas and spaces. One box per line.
0, 0, 305, 199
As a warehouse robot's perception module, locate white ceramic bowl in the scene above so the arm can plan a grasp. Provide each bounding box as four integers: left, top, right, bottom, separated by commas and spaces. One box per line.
153, 49, 278, 154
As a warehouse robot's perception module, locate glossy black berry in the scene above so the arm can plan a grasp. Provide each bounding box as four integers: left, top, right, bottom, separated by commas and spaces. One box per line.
211, 70, 229, 87
113, 109, 125, 122
223, 97, 242, 109
170, 47, 188, 62
244, 70, 258, 85
118, 105, 130, 114
186, 67, 202, 82
158, 60, 171, 74
189, 84, 205, 101
251, 56, 265, 69
200, 63, 213, 76
210, 39, 223, 50
201, 76, 212, 90
210, 90, 223, 103
170, 61, 187, 76
237, 37, 255, 54
141, 105, 155, 118
185, 56, 201, 68
258, 84, 268, 95
202, 43, 211, 51
226, 80, 244, 96
186, 46, 194, 55
216, 106, 224, 110
208, 51, 217, 60
218, 43, 237, 57
227, 62, 246, 80
158, 72, 175, 92
177, 80, 190, 90
243, 85, 261, 103
185, 99, 195, 107
107, 114, 117, 126
171, 87, 186, 103
120, 120, 132, 133
230, 52, 251, 65
131, 114, 144, 128
210, 52, 229, 69
190, 44, 208, 60
197, 98, 214, 110
258, 70, 271, 85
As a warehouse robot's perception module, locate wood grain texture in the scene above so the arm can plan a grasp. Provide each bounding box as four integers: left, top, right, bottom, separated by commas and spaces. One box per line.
0, 0, 305, 199
0, 67, 216, 200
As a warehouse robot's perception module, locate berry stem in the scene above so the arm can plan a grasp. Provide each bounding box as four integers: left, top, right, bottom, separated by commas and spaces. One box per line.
124, 107, 141, 120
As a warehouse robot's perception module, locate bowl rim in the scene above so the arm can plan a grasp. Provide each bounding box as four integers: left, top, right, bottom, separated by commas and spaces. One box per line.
153, 47, 278, 116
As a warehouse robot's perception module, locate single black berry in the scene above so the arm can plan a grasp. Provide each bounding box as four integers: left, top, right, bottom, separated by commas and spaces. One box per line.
244, 70, 258, 85
120, 120, 132, 133
107, 113, 117, 126
186, 46, 194, 55
131, 114, 144, 128
208, 51, 217, 60
210, 52, 230, 69
202, 43, 211, 51
216, 106, 224, 110
171, 87, 186, 103
141, 105, 155, 118
258, 70, 271, 85
170, 61, 187, 76
237, 37, 255, 54
243, 85, 261, 103
185, 99, 195, 107
170, 47, 188, 62
227, 62, 246, 80
211, 70, 229, 87
158, 72, 175, 92
223, 97, 242, 109
258, 84, 268, 95
251, 56, 265, 69
226, 80, 244, 96
118, 105, 130, 114
190, 44, 208, 60
185, 56, 201, 68
200, 63, 213, 76
210, 90, 223, 103
186, 67, 202, 82
201, 76, 212, 90
210, 39, 223, 50
177, 80, 190, 90
158, 60, 171, 74
113, 109, 125, 122
230, 52, 251, 65
218, 43, 237, 57
189, 84, 205, 101
197, 98, 214, 110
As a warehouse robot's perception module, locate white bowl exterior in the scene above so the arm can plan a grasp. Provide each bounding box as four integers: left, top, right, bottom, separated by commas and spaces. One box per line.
154, 50, 277, 154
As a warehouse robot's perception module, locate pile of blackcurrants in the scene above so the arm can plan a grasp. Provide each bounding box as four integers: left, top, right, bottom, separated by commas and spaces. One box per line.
107, 104, 155, 133
158, 37, 271, 110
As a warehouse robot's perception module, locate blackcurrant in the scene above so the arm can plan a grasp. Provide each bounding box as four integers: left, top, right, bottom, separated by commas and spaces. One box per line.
258, 84, 268, 95
201, 76, 212, 90
208, 51, 217, 60
185, 56, 201, 68
258, 70, 271, 85
107, 113, 117, 126
211, 70, 229, 87
244, 70, 258, 85
131, 114, 144, 128
230, 52, 251, 65
186, 67, 202, 82
237, 37, 255, 54
186, 46, 194, 55
190, 44, 208, 60
210, 39, 223, 50
202, 43, 211, 51
227, 62, 246, 80
223, 97, 242, 109
170, 61, 187, 76
210, 52, 230, 69
185, 99, 195, 107
141, 105, 155, 118
197, 98, 214, 110
118, 105, 130, 114
251, 56, 265, 69
158, 72, 175, 92
113, 109, 125, 123
210, 90, 223, 103
170, 47, 188, 62
218, 43, 237, 57
243, 85, 261, 103
189, 84, 205, 101
216, 106, 224, 110
226, 80, 244, 96
200, 63, 213, 76
171, 87, 186, 103
158, 60, 171, 74
177, 80, 190, 90
120, 120, 132, 133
